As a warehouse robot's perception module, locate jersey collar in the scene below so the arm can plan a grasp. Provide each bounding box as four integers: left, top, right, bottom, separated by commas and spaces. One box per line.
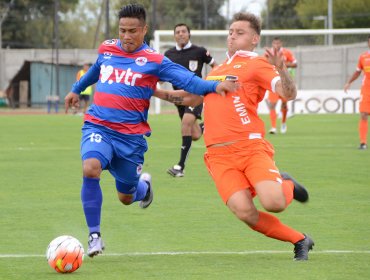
226, 50, 258, 64
176, 41, 192, 51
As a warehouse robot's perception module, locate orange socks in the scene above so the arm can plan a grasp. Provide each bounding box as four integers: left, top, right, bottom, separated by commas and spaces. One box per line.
359, 119, 368, 144
251, 211, 304, 244
250, 181, 301, 244
270, 110, 277, 128
270, 108, 288, 128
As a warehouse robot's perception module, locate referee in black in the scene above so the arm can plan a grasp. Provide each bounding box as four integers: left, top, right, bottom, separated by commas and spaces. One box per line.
165, 23, 217, 177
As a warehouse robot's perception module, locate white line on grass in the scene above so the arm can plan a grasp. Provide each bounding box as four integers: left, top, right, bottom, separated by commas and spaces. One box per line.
0, 143, 357, 152
0, 147, 75, 151
1, 250, 370, 258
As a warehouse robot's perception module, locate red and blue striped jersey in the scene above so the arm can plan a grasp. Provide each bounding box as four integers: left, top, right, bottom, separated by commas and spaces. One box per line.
71, 39, 218, 136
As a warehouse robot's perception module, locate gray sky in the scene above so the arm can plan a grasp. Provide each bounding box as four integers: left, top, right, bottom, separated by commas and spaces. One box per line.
220, 0, 267, 19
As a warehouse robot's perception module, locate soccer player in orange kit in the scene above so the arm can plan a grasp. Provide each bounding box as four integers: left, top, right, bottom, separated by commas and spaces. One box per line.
344, 35, 370, 150
162, 12, 314, 261
171, 12, 314, 261
266, 37, 297, 134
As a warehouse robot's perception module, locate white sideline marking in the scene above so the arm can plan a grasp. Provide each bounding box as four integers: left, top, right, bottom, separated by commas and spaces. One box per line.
0, 147, 75, 151
1, 250, 370, 258
0, 143, 358, 152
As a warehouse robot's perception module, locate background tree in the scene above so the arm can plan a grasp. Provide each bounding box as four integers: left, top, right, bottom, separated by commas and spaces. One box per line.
112, 0, 226, 42
295, 0, 369, 29
262, 0, 303, 29
155, 0, 226, 30
61, 0, 108, 48
3, 0, 368, 50
1, 0, 78, 48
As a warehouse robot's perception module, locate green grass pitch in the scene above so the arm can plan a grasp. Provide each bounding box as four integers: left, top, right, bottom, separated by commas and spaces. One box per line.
0, 113, 369, 279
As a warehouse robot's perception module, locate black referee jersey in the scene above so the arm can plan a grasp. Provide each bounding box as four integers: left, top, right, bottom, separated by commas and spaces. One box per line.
164, 44, 214, 78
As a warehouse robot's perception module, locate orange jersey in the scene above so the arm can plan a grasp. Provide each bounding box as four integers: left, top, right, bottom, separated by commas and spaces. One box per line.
280, 48, 296, 65
357, 50, 370, 96
203, 51, 280, 146
76, 69, 93, 95
76, 69, 86, 80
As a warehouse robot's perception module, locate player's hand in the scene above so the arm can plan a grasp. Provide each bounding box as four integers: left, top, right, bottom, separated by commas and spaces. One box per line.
344, 83, 350, 94
64, 92, 80, 113
265, 47, 284, 69
215, 80, 239, 97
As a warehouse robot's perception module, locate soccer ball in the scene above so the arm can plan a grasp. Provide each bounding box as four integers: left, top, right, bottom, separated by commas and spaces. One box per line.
46, 235, 84, 273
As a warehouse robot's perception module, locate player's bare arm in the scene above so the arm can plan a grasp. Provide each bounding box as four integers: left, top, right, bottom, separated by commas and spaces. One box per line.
153, 88, 203, 107
64, 92, 80, 113
275, 65, 297, 100
344, 70, 361, 93
265, 47, 297, 100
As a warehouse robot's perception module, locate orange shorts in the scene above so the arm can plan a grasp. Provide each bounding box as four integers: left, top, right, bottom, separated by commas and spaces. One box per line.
267, 91, 287, 104
359, 91, 370, 113
204, 139, 282, 204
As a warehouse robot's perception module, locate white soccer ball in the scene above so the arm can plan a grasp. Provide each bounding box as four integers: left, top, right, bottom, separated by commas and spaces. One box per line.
46, 235, 84, 273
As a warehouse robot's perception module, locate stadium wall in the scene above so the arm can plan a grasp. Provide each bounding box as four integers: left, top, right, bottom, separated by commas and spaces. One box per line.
0, 43, 366, 113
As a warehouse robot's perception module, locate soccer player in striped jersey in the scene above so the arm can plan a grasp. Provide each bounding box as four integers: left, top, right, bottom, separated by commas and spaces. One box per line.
64, 3, 237, 258
344, 35, 370, 150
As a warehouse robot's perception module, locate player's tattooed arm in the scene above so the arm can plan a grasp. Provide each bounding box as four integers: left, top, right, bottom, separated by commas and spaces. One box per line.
153, 88, 203, 106
276, 65, 297, 100
163, 93, 185, 105
264, 47, 297, 100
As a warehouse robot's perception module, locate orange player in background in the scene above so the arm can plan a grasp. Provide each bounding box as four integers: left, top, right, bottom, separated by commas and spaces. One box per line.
266, 37, 297, 134
200, 13, 313, 261
344, 35, 370, 150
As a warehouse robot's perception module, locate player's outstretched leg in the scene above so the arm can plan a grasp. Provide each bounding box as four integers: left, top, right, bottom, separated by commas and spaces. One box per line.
87, 232, 105, 258
280, 172, 309, 203
293, 234, 314, 261
139, 173, 153, 208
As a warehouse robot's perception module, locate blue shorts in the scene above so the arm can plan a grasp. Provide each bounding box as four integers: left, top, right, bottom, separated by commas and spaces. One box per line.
81, 122, 148, 189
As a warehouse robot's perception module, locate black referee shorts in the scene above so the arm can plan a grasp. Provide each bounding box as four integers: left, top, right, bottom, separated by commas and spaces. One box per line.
176, 103, 203, 120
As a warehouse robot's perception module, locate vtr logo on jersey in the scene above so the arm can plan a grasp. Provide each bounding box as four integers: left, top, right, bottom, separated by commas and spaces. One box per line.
100, 65, 142, 86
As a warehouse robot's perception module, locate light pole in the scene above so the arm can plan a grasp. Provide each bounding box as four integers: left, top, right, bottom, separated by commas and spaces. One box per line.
313, 0, 333, 46
105, 0, 109, 39
53, 0, 60, 99
328, 0, 333, 45
313, 15, 328, 45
